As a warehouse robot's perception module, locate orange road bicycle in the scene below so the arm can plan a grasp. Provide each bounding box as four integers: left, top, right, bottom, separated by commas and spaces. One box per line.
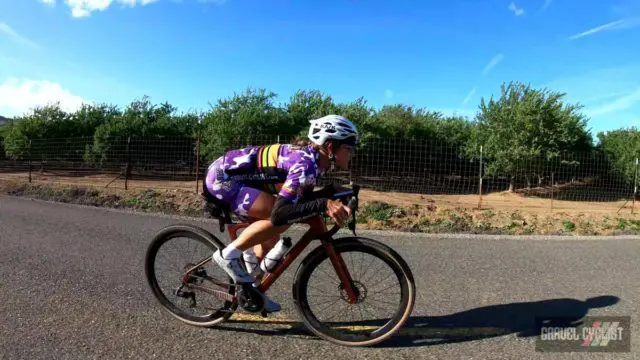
144, 185, 416, 347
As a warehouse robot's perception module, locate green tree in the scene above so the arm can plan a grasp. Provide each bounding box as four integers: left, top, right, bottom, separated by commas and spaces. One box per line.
2, 102, 116, 161
286, 90, 339, 133
88, 96, 198, 167
0, 120, 12, 160
468, 81, 594, 191
366, 104, 440, 140
3, 104, 70, 160
596, 127, 640, 186
200, 88, 290, 162
435, 115, 475, 151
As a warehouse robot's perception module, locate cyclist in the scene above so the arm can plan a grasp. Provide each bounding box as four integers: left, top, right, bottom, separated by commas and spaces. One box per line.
203, 114, 359, 313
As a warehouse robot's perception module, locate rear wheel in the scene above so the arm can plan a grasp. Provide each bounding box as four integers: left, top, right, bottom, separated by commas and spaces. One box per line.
145, 224, 238, 326
292, 237, 416, 347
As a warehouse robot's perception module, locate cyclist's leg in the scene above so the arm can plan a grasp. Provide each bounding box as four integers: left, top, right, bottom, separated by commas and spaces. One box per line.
222, 186, 290, 260
214, 186, 288, 312
205, 158, 287, 267
236, 188, 281, 261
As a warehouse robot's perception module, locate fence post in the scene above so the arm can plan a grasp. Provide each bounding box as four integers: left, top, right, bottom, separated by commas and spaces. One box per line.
125, 136, 130, 190
195, 133, 201, 194
28, 140, 32, 183
550, 172, 554, 210
633, 158, 638, 214
477, 145, 483, 209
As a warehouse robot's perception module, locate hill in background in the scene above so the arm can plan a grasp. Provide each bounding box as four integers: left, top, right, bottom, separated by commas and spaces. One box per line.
0, 115, 10, 126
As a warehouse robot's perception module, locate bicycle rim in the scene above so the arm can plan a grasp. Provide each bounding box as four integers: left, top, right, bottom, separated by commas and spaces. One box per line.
145, 226, 238, 326
293, 238, 415, 346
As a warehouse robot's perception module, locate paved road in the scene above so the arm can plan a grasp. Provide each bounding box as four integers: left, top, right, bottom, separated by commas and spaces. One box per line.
1, 195, 639, 359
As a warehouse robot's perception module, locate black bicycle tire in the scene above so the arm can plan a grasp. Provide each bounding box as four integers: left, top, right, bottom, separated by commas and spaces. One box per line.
292, 237, 416, 347
145, 223, 238, 326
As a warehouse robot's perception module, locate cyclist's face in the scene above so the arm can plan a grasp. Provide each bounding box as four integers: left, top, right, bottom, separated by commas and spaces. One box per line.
334, 144, 354, 170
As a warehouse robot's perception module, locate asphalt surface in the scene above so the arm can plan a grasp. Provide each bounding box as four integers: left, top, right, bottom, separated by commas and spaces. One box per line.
1, 195, 639, 359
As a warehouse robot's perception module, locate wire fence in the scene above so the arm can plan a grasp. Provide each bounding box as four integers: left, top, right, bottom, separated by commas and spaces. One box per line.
0, 135, 638, 213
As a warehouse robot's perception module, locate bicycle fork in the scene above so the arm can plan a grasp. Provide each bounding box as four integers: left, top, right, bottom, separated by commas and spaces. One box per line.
321, 239, 359, 304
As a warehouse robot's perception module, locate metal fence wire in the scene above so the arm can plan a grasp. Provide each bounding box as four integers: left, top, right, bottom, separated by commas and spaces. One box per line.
0, 135, 638, 209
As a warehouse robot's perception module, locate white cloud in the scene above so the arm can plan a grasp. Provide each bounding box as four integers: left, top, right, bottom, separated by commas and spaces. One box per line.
0, 78, 88, 117
567, 18, 640, 40
0, 22, 40, 50
544, 65, 640, 96
585, 88, 640, 117
581, 91, 632, 103
542, 65, 640, 131
482, 53, 504, 76
40, 0, 159, 17
462, 87, 476, 105
508, 2, 525, 16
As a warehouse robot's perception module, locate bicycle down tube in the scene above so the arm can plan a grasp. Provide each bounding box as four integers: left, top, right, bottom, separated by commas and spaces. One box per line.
225, 216, 358, 302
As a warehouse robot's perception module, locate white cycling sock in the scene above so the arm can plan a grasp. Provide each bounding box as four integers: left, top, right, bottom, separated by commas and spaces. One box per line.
221, 245, 241, 259
242, 249, 256, 272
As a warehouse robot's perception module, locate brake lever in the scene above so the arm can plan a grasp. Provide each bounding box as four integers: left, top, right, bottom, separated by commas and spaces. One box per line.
347, 197, 357, 236
346, 185, 360, 236
348, 215, 357, 236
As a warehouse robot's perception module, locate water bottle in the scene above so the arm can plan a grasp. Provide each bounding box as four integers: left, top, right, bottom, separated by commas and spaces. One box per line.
242, 248, 262, 277
260, 237, 292, 273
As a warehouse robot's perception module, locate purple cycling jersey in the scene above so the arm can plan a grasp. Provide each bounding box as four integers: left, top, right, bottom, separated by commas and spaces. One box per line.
207, 143, 325, 205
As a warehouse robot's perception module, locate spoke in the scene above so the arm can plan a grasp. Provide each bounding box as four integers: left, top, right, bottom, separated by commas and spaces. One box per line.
323, 304, 350, 322
159, 249, 181, 273
313, 298, 344, 317
367, 297, 400, 307
357, 253, 379, 283
316, 263, 340, 287
361, 259, 390, 284
369, 282, 400, 295
309, 296, 347, 307
307, 284, 341, 298
367, 268, 396, 288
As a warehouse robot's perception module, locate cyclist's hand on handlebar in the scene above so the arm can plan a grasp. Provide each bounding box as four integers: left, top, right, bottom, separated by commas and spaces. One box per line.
326, 199, 352, 227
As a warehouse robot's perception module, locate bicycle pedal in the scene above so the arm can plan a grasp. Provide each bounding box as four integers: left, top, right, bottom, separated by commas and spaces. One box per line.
237, 284, 265, 313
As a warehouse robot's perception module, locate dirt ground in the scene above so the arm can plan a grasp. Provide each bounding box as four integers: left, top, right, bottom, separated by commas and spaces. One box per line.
1, 171, 636, 215
2, 171, 639, 236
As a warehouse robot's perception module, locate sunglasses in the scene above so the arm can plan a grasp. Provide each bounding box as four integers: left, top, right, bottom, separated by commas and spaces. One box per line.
341, 145, 355, 155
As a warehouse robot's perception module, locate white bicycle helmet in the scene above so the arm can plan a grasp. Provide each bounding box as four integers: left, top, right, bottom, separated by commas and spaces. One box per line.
307, 114, 360, 146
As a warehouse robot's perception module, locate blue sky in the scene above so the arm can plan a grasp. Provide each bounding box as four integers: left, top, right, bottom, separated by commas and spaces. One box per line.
0, 0, 639, 135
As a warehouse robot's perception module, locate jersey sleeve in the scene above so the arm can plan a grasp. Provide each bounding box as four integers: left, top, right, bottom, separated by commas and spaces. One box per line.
278, 157, 318, 203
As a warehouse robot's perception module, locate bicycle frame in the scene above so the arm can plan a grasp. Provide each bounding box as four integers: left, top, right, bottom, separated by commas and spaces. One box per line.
149, 181, 415, 347
226, 215, 359, 304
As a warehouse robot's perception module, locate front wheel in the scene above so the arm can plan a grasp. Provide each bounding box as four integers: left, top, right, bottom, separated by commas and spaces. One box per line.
292, 237, 416, 347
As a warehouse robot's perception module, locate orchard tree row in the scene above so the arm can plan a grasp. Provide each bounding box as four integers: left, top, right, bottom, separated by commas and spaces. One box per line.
1, 81, 639, 190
